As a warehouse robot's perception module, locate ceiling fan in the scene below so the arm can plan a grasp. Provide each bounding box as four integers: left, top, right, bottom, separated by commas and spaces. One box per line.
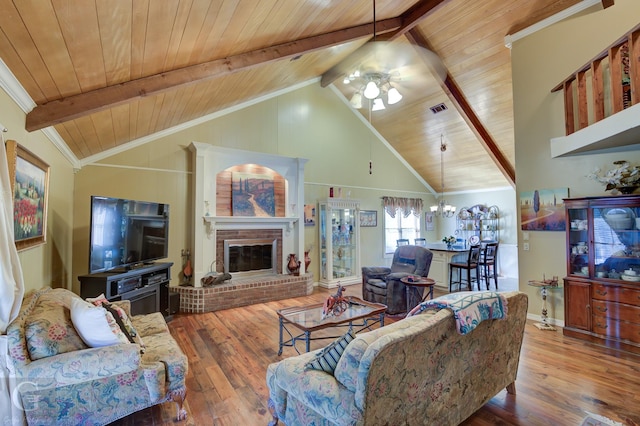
334, 1, 447, 112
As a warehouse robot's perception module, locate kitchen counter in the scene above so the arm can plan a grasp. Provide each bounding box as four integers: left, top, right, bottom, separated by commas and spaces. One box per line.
423, 243, 469, 289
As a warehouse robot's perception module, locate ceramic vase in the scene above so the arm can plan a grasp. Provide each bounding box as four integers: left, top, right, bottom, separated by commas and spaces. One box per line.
287, 253, 299, 275
304, 251, 311, 270
183, 259, 192, 283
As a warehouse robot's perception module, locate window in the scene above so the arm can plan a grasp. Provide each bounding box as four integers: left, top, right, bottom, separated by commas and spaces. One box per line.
384, 211, 421, 254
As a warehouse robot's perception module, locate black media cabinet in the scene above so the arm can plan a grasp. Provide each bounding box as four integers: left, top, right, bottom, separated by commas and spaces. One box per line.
79, 262, 173, 319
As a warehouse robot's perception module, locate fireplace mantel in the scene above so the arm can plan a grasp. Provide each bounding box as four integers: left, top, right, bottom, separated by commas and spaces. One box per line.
203, 216, 298, 238
189, 143, 308, 287
204, 216, 298, 227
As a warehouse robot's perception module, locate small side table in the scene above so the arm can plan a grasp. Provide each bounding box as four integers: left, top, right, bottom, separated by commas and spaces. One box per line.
401, 277, 436, 312
527, 280, 562, 331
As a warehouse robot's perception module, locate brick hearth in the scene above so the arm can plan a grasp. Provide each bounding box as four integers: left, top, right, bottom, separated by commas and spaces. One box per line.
172, 273, 314, 313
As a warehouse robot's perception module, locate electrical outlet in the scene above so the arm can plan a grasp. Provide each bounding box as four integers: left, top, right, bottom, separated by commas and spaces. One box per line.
523, 242, 530, 251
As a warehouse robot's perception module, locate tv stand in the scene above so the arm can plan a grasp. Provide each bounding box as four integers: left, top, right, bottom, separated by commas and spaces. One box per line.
79, 262, 174, 319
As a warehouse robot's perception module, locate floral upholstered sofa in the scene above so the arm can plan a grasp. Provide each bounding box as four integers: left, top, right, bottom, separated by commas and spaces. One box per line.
6, 287, 188, 425
266, 291, 528, 426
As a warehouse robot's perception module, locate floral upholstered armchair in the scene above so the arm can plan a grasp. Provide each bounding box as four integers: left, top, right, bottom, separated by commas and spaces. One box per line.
6, 287, 188, 425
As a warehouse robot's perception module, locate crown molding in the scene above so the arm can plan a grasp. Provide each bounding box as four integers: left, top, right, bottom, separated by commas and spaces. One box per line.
0, 58, 80, 168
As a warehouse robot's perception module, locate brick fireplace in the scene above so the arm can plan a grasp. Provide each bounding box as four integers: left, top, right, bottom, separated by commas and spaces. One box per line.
179, 143, 312, 313
217, 229, 283, 275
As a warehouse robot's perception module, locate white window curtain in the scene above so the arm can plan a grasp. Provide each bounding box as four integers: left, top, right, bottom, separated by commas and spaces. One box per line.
1, 131, 26, 425
382, 196, 423, 218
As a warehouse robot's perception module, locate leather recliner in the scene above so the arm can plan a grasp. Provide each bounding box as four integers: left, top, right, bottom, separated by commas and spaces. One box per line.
362, 245, 433, 314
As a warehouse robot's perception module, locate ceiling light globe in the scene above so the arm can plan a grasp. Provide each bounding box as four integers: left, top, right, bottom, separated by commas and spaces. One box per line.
350, 92, 362, 109
387, 87, 403, 104
372, 98, 385, 111
363, 81, 380, 99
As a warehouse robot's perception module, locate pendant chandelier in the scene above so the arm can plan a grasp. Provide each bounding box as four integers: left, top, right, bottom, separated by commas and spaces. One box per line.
430, 134, 456, 218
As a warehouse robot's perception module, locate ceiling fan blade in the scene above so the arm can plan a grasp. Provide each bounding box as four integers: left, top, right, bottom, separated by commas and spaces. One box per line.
340, 40, 446, 84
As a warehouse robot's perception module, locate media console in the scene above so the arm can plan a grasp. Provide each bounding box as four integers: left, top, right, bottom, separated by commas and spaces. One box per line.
79, 262, 174, 319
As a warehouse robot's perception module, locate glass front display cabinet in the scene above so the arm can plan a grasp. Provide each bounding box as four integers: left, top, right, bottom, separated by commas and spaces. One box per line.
563, 195, 640, 354
318, 199, 360, 288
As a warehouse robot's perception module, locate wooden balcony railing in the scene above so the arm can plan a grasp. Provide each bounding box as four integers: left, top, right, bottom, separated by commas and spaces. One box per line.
552, 23, 640, 136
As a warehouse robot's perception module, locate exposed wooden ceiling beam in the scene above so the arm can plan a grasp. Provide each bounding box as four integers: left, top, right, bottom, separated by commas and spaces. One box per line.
320, 0, 449, 87
25, 17, 402, 132
405, 28, 516, 187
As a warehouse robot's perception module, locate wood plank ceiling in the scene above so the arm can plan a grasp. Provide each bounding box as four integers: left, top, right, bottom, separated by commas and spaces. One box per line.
0, 0, 601, 193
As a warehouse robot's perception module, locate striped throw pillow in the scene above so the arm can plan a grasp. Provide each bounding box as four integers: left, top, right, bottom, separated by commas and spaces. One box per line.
305, 330, 355, 374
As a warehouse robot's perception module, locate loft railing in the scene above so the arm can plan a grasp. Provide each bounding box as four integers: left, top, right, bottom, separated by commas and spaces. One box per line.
551, 23, 640, 136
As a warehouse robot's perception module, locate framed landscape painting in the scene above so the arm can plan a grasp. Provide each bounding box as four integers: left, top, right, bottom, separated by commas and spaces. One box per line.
5, 140, 50, 251
231, 172, 275, 217
520, 187, 568, 231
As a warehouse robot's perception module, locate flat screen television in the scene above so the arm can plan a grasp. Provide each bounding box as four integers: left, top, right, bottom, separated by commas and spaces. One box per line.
89, 196, 169, 273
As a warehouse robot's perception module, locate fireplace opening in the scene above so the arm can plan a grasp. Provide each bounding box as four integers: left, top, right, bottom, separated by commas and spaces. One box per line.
224, 238, 277, 276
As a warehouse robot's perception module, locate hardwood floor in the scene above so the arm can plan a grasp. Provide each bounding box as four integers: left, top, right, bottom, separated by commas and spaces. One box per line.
112, 284, 640, 425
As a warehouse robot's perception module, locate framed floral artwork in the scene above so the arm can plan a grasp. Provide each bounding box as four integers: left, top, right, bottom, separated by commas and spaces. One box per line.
5, 140, 50, 250
360, 210, 377, 227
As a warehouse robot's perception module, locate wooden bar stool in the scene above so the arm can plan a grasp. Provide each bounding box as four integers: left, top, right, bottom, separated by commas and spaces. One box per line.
480, 242, 499, 290
449, 245, 481, 292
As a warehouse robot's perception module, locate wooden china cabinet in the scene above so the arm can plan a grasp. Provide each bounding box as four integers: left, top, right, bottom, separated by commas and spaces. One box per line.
563, 195, 640, 353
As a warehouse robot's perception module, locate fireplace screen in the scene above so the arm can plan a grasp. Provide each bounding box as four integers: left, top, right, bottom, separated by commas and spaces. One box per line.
224, 238, 277, 275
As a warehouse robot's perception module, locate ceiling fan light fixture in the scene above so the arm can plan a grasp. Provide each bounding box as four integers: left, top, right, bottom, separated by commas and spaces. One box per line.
387, 87, 402, 104
372, 98, 385, 111
363, 81, 380, 99
350, 92, 363, 109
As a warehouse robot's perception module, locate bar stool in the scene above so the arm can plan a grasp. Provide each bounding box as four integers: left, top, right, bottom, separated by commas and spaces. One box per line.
480, 242, 499, 290
449, 245, 481, 292
414, 238, 427, 246
396, 239, 410, 246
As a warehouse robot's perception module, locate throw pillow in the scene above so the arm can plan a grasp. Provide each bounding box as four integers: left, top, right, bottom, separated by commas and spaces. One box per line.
24, 297, 87, 360
305, 330, 355, 374
102, 303, 146, 352
70, 298, 130, 347
88, 294, 141, 343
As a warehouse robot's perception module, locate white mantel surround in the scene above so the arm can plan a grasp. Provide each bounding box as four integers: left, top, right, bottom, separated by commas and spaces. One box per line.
188, 143, 308, 287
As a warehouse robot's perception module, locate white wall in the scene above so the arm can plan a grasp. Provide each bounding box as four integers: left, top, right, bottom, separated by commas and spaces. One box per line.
0, 88, 75, 293
511, 0, 640, 323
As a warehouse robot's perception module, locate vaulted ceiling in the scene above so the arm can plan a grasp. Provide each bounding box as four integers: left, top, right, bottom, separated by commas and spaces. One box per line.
0, 0, 610, 193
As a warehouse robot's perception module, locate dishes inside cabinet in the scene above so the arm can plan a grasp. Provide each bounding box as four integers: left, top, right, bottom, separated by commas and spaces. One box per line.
603, 208, 635, 230
469, 235, 480, 245
621, 274, 640, 282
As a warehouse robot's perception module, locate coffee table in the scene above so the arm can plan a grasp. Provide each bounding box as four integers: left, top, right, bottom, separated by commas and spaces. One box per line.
277, 297, 386, 355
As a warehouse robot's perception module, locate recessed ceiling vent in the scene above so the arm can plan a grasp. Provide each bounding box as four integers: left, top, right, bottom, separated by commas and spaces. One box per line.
429, 103, 448, 114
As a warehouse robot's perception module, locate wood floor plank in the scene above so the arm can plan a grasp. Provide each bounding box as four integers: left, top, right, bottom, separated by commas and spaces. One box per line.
110, 283, 640, 425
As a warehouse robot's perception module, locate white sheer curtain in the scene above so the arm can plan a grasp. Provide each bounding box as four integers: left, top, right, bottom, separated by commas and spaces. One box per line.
1, 132, 26, 425
382, 196, 423, 218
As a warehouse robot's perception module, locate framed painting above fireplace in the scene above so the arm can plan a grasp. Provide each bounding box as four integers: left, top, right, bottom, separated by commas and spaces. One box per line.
232, 172, 275, 217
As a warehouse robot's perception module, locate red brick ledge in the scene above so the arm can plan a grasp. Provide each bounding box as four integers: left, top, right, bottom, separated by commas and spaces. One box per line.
170, 273, 314, 313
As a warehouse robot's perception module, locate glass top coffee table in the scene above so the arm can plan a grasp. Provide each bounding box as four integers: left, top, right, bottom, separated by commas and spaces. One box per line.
277, 297, 386, 355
